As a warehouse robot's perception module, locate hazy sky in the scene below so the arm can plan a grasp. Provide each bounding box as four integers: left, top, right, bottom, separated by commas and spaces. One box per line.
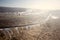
0, 0, 60, 10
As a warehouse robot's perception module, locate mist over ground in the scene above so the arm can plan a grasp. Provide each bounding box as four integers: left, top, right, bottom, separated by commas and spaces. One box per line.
0, 7, 60, 40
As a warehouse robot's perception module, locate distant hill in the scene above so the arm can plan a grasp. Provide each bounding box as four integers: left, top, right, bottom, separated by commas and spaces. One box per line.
0, 7, 27, 12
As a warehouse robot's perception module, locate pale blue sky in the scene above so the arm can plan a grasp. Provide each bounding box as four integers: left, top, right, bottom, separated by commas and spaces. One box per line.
0, 0, 60, 9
